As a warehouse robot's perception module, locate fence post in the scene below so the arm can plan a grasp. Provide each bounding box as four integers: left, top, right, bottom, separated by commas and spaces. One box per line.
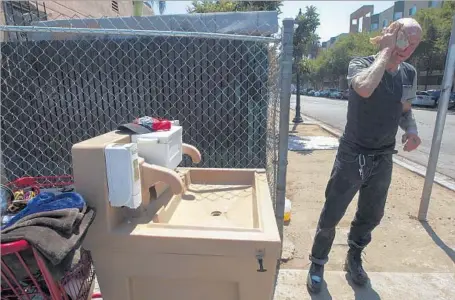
419, 15, 455, 221
276, 18, 294, 240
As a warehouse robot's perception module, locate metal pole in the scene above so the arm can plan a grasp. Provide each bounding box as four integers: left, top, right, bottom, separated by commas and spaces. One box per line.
419, 15, 455, 221
276, 18, 294, 239
0, 25, 279, 43
273, 18, 294, 297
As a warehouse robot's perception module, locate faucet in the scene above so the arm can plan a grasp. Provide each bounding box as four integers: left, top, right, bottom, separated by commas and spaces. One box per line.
182, 143, 201, 164
139, 158, 184, 206
138, 142, 201, 206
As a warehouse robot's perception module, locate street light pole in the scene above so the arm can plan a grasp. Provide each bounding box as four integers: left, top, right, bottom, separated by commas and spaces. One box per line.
293, 10, 303, 124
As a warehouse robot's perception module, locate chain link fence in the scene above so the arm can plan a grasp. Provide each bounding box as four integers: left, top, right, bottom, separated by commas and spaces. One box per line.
1, 11, 289, 209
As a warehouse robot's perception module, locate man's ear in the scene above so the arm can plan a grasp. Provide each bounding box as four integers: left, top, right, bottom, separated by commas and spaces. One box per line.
402, 101, 412, 112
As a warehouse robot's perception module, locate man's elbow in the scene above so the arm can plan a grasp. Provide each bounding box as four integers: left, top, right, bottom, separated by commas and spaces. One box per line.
351, 78, 373, 98
353, 84, 373, 98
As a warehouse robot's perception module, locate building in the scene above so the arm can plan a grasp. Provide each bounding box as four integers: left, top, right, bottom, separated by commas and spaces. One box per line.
370, 6, 393, 31
320, 33, 349, 52
1, 0, 154, 41
369, 1, 444, 32
44, 1, 154, 20
349, 5, 374, 34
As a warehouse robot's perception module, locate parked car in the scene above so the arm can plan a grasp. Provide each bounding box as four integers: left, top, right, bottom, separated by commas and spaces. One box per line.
427, 89, 441, 100
426, 89, 441, 106
450, 93, 455, 110
328, 89, 342, 99
314, 90, 322, 97
319, 90, 331, 98
307, 90, 315, 96
302, 88, 313, 95
450, 93, 455, 109
341, 89, 350, 99
412, 91, 437, 108
426, 90, 455, 109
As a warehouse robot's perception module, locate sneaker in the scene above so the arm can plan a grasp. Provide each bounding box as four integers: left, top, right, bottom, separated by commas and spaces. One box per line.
344, 247, 369, 286
306, 262, 324, 294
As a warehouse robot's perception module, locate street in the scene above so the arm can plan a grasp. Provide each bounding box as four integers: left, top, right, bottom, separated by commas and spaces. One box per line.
290, 95, 455, 179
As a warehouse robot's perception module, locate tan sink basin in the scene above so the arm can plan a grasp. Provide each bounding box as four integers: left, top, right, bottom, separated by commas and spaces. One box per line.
126, 168, 263, 230
72, 131, 281, 300
169, 183, 254, 228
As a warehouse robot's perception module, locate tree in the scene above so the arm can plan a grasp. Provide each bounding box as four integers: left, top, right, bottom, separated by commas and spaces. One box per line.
187, 1, 282, 14
305, 32, 376, 88
134, 1, 166, 16
293, 7, 320, 58
292, 6, 320, 122
411, 8, 444, 89
436, 1, 455, 51
235, 1, 282, 13
299, 57, 320, 88
408, 2, 455, 89
187, 1, 237, 13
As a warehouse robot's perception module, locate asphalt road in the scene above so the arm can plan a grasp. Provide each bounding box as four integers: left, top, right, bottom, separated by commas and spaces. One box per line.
290, 95, 455, 179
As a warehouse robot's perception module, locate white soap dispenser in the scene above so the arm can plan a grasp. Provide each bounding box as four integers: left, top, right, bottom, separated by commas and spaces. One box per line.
104, 143, 142, 209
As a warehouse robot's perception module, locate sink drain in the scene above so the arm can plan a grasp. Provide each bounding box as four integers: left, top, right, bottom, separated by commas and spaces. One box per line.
211, 211, 222, 217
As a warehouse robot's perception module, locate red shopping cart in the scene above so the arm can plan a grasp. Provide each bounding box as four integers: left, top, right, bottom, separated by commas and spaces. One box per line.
1, 240, 102, 299
3, 175, 75, 216
5, 175, 74, 193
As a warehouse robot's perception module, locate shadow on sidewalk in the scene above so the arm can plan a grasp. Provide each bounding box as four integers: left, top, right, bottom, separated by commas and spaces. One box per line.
294, 150, 314, 156
289, 123, 300, 134
345, 274, 381, 300
308, 281, 333, 300
420, 221, 455, 263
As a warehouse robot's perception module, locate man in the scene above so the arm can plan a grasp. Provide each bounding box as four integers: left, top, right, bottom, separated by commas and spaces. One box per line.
307, 18, 423, 293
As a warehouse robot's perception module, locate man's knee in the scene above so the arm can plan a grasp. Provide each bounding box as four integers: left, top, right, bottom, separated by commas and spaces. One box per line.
373, 209, 385, 223
321, 185, 358, 229
319, 203, 348, 230
367, 214, 384, 229
354, 210, 384, 227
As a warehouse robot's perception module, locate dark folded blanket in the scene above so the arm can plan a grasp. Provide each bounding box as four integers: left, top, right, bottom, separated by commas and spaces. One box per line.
2, 192, 86, 230
1, 205, 96, 281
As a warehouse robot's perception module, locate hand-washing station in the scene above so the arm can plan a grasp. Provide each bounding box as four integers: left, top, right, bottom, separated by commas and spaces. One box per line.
72, 123, 281, 300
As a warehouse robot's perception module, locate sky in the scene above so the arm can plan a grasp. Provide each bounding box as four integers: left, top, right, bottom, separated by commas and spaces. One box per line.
160, 1, 396, 42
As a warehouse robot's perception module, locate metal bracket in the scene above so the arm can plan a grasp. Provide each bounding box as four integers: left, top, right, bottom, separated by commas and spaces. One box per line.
256, 249, 267, 272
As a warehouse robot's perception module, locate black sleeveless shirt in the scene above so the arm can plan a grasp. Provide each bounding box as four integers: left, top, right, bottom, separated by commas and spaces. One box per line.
340, 56, 416, 154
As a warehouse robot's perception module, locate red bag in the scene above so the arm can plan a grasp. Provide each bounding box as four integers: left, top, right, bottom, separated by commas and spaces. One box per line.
133, 116, 171, 131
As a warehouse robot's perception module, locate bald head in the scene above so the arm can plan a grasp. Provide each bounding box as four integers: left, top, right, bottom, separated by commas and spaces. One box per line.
369, 18, 423, 66
397, 18, 422, 40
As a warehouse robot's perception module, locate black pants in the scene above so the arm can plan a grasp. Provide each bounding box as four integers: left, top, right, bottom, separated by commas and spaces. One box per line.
310, 149, 393, 265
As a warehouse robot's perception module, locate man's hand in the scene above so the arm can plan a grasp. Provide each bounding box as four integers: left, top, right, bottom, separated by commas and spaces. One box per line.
378, 21, 402, 51
350, 23, 402, 99
402, 133, 421, 152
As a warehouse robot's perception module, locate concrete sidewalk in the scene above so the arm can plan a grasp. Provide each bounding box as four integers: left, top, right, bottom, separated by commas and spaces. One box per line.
275, 269, 455, 300
93, 268, 455, 300
278, 121, 455, 299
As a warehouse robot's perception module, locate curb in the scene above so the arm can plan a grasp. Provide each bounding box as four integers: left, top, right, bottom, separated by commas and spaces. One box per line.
301, 114, 455, 192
